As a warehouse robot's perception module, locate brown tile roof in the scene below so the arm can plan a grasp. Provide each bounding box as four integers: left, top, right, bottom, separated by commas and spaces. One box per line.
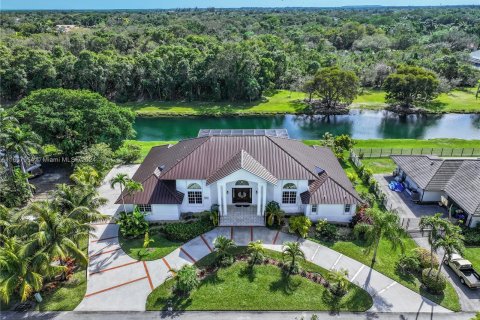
206, 150, 278, 185
126, 135, 361, 205
300, 172, 363, 205
116, 177, 184, 205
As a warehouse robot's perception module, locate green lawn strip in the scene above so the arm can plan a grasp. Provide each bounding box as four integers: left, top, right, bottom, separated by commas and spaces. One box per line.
122, 140, 176, 162
360, 158, 397, 174
123, 90, 308, 117
146, 248, 372, 311
463, 247, 480, 271
311, 237, 460, 311
118, 231, 182, 261
351, 89, 387, 109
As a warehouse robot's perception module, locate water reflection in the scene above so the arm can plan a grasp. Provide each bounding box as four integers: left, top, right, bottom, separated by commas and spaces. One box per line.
133, 110, 480, 141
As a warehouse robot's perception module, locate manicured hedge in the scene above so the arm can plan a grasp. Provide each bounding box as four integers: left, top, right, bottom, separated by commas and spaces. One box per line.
162, 218, 214, 242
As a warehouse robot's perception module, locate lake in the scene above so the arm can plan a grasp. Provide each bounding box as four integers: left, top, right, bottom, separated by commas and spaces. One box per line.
134, 110, 480, 141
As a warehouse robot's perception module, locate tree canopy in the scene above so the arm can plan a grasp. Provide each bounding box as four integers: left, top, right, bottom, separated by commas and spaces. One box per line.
12, 89, 135, 156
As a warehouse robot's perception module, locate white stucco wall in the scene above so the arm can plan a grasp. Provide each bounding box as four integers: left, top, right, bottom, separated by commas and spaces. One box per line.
147, 204, 180, 221
421, 191, 445, 202
272, 179, 308, 214
305, 204, 356, 223
177, 179, 212, 212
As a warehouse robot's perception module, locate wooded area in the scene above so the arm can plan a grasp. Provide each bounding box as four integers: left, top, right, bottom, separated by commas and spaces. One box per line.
1, 7, 479, 103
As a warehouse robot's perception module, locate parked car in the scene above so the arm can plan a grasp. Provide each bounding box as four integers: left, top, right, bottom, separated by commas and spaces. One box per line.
445, 254, 480, 289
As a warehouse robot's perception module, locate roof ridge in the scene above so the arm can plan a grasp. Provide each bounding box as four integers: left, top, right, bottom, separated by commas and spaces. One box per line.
266, 136, 318, 179
324, 176, 363, 202
157, 136, 211, 178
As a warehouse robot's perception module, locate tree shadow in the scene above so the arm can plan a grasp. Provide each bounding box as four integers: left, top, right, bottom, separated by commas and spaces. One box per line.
238, 263, 257, 282
269, 271, 301, 295
321, 289, 342, 314
422, 101, 448, 112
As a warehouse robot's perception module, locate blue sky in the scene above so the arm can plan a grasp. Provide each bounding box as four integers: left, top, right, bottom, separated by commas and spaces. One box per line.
2, 0, 479, 10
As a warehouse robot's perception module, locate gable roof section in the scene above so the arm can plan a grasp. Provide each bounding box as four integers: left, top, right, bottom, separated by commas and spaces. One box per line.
444, 160, 480, 216
206, 150, 278, 185
425, 159, 464, 190
300, 172, 362, 205
391, 155, 444, 190
116, 176, 184, 205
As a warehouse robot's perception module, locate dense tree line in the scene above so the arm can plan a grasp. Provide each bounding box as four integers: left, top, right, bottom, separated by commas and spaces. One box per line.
1, 7, 479, 103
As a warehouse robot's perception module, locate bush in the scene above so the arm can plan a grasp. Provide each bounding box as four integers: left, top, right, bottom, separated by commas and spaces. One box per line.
397, 254, 421, 274
347, 172, 357, 184
359, 191, 376, 207
350, 205, 373, 227
115, 144, 141, 164
117, 207, 149, 238
74, 143, 115, 175
288, 216, 312, 238
315, 219, 339, 242
413, 247, 439, 270
361, 168, 374, 184
421, 268, 447, 294
163, 218, 213, 242
462, 225, 480, 246
175, 265, 199, 294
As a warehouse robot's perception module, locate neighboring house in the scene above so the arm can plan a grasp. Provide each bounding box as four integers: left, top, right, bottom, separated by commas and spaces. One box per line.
470, 50, 480, 69
118, 130, 362, 226
391, 155, 480, 228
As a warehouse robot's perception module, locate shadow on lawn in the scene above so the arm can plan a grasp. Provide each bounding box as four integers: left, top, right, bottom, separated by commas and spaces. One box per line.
269, 272, 301, 295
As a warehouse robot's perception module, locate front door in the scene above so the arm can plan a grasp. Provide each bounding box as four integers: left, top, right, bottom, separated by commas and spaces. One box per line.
232, 188, 252, 204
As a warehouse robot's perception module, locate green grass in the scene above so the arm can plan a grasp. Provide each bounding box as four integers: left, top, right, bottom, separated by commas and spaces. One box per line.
119, 231, 182, 261
123, 140, 176, 161
146, 248, 372, 311
463, 247, 480, 271
359, 158, 397, 174
352, 89, 387, 109
123, 90, 307, 117
313, 237, 461, 311
34, 269, 87, 311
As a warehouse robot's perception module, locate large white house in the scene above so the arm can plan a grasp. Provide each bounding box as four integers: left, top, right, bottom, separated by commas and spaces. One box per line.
118, 130, 362, 226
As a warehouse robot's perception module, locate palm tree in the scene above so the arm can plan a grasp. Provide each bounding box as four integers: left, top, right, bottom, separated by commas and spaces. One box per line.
110, 173, 129, 212
22, 201, 91, 270
0, 108, 18, 147
51, 183, 107, 223
3, 127, 42, 174
0, 237, 60, 303
354, 208, 405, 264
248, 240, 265, 265
266, 201, 285, 227
419, 213, 448, 273
125, 180, 144, 204
436, 227, 465, 280
282, 241, 305, 274
213, 235, 236, 265
70, 165, 102, 187
326, 268, 350, 296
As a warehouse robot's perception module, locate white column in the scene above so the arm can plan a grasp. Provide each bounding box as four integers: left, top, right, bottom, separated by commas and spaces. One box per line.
257, 184, 262, 216
262, 183, 267, 216
222, 184, 228, 216
217, 183, 223, 216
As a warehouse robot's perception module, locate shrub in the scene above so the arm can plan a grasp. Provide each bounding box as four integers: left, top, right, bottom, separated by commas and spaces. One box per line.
117, 206, 149, 238
359, 191, 376, 207
421, 268, 447, 294
412, 247, 439, 270
397, 254, 421, 274
315, 219, 339, 242
163, 218, 213, 242
74, 143, 115, 175
347, 172, 357, 184
350, 205, 373, 227
115, 144, 141, 164
175, 265, 199, 294
462, 225, 480, 246
289, 216, 312, 238
362, 168, 374, 184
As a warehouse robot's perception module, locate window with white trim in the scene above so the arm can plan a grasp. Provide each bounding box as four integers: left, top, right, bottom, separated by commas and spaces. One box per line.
344, 204, 351, 214
282, 183, 297, 204
311, 204, 318, 214
138, 204, 152, 212
187, 183, 203, 204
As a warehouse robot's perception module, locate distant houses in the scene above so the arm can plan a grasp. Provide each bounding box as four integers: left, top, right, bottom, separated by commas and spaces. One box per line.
470, 50, 480, 69
55, 25, 77, 33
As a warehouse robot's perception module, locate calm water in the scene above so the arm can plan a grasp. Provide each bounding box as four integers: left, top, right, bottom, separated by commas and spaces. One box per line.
134, 110, 480, 141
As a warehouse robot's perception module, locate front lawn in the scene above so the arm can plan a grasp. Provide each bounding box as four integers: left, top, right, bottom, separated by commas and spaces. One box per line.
359, 158, 396, 174
463, 247, 480, 271
313, 236, 460, 311
119, 230, 182, 261
146, 248, 372, 311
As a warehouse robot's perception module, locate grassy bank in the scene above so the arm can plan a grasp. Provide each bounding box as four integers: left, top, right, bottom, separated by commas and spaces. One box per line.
464, 247, 480, 271
124, 88, 479, 117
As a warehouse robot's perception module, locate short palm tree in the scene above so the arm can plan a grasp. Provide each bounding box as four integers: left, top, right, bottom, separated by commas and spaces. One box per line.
110, 173, 129, 212
353, 208, 405, 264
0, 237, 59, 303
266, 201, 285, 227
248, 240, 265, 265
282, 241, 305, 275
326, 268, 350, 296
419, 213, 449, 273
70, 165, 102, 187
213, 235, 236, 265
436, 227, 465, 279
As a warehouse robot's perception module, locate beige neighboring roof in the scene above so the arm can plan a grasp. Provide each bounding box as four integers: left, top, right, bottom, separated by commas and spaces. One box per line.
444, 160, 480, 216
206, 149, 278, 185
391, 155, 444, 189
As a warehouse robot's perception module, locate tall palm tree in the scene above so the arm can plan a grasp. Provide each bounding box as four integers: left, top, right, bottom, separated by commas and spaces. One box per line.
282, 241, 305, 274
419, 213, 448, 273
213, 235, 236, 264
248, 240, 265, 265
70, 165, 102, 187
354, 208, 405, 264
110, 173, 129, 212
125, 180, 144, 204
0, 237, 60, 303
0, 108, 18, 147
436, 227, 465, 279
3, 127, 42, 174
22, 201, 91, 269
51, 183, 107, 223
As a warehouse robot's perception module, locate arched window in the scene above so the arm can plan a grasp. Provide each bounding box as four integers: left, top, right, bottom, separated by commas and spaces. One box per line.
235, 180, 249, 186
283, 183, 297, 190
187, 183, 202, 204
282, 183, 297, 204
